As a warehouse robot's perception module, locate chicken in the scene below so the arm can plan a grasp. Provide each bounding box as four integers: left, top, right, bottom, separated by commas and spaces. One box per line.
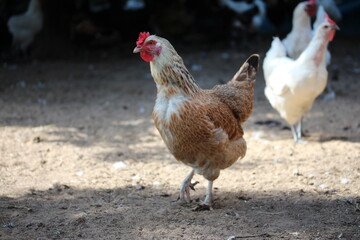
283, 1, 336, 101
281, 0, 316, 60
263, 15, 339, 142
7, 0, 43, 53
133, 32, 259, 207
220, 0, 266, 32
220, 0, 266, 47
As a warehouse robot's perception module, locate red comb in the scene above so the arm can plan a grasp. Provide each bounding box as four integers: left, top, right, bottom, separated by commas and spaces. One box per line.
326, 13, 336, 25
136, 32, 150, 47
308, 0, 316, 4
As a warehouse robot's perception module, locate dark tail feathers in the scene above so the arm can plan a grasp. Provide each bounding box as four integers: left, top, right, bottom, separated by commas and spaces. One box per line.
231, 54, 260, 83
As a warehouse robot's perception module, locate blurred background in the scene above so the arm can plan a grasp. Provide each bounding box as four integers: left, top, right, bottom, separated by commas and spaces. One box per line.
0, 0, 359, 60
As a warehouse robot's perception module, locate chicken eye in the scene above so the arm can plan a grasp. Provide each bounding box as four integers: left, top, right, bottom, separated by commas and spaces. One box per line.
323, 25, 329, 29
148, 40, 154, 45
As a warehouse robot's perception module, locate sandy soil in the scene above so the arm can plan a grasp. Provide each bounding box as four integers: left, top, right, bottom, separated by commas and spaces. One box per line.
0, 37, 359, 240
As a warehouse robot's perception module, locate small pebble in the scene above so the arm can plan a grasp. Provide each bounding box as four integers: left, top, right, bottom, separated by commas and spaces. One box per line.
273, 158, 283, 163
26, 222, 33, 228
153, 181, 161, 186
135, 185, 145, 190
293, 169, 300, 176
127, 193, 140, 199
340, 178, 350, 184
131, 175, 140, 180
112, 161, 126, 169
33, 136, 41, 143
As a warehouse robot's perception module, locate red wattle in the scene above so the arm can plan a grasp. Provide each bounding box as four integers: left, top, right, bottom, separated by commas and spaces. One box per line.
140, 51, 154, 62
328, 30, 336, 42
307, 9, 316, 17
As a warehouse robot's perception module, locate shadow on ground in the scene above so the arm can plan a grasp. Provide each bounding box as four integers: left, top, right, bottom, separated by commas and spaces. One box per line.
1, 185, 359, 240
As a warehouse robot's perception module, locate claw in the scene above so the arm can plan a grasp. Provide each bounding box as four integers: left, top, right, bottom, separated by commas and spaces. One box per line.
189, 181, 199, 191
179, 169, 195, 203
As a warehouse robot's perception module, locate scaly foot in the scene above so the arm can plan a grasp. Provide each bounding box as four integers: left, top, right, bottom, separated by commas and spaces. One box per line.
179, 180, 199, 203
192, 181, 214, 211
178, 169, 198, 203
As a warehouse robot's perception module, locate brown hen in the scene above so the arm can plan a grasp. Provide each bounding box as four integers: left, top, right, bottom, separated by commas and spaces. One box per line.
133, 32, 259, 207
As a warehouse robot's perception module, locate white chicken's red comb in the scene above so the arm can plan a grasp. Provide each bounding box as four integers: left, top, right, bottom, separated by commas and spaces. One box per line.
326, 13, 336, 25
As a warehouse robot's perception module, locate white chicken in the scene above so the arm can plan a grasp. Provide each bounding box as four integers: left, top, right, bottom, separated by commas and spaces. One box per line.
7, 0, 43, 53
281, 0, 316, 60
283, 1, 336, 101
263, 15, 339, 142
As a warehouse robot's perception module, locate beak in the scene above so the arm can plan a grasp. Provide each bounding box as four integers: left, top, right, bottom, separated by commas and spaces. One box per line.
332, 24, 340, 30
133, 46, 141, 53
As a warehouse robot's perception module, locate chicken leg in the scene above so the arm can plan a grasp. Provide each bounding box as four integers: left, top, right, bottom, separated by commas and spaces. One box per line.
203, 181, 213, 206
291, 120, 302, 142
179, 169, 198, 203
192, 180, 214, 211
291, 119, 307, 143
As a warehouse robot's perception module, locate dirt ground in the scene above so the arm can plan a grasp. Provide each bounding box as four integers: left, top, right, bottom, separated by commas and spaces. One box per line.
0, 36, 359, 240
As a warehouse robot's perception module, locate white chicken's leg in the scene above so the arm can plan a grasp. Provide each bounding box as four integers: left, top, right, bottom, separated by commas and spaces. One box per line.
203, 180, 213, 206
323, 82, 336, 101
179, 169, 197, 203
291, 120, 302, 142
291, 119, 307, 143
291, 123, 299, 142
